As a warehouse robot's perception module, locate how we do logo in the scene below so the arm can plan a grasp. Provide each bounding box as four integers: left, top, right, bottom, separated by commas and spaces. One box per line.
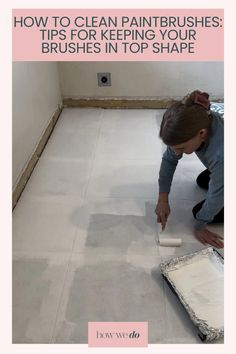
88, 322, 148, 347
96, 329, 140, 339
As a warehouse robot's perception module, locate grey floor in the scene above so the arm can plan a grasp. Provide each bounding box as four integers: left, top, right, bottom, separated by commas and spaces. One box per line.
12, 108, 224, 344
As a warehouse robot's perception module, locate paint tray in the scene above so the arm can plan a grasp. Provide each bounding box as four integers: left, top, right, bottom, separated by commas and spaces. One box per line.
160, 247, 224, 342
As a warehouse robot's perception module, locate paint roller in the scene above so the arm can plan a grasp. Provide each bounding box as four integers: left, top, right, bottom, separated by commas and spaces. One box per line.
155, 229, 182, 247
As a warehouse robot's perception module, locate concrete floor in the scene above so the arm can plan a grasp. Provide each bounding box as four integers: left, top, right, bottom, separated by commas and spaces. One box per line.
12, 108, 224, 343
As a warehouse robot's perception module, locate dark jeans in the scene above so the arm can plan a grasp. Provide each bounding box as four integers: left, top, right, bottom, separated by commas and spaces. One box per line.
192, 169, 224, 223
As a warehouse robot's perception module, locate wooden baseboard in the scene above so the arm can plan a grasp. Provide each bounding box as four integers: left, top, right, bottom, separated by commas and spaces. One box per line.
63, 97, 224, 109
63, 98, 177, 109
12, 105, 63, 209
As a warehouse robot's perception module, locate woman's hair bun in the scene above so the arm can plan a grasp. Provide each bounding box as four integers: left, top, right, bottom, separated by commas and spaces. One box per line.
182, 90, 210, 110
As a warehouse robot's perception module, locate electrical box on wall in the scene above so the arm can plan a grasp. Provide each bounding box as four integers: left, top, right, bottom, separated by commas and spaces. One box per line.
97, 73, 111, 87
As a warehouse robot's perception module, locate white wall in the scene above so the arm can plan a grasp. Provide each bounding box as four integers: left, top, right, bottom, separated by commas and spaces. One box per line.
58, 62, 224, 99
12, 62, 62, 189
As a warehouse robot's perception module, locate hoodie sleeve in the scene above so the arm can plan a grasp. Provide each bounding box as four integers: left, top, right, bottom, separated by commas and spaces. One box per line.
158, 146, 182, 194
194, 161, 224, 230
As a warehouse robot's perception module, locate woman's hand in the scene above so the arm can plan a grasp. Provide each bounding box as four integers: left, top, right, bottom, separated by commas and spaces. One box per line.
155, 198, 170, 231
194, 228, 224, 248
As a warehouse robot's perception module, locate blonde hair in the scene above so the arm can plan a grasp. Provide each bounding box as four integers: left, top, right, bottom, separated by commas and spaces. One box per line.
160, 90, 212, 145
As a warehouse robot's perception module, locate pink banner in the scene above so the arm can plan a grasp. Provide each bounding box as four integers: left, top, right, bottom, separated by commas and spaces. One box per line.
12, 9, 224, 61
88, 322, 148, 347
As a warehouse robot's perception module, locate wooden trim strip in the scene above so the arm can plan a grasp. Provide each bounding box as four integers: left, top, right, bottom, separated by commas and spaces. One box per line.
12, 105, 63, 209
63, 98, 223, 109
63, 98, 177, 109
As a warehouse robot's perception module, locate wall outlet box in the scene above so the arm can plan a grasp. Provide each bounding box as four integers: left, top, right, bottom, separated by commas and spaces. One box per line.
97, 73, 111, 87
